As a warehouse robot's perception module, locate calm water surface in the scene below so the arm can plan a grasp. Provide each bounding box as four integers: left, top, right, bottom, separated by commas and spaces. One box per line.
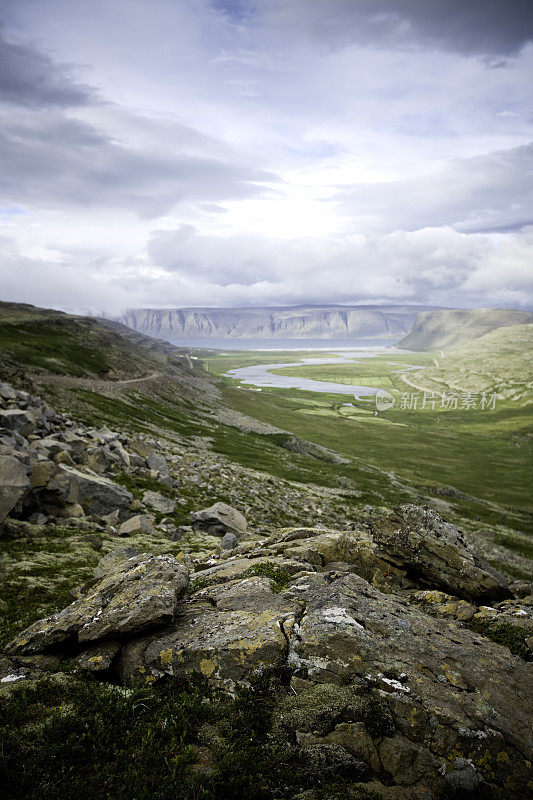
224, 346, 421, 399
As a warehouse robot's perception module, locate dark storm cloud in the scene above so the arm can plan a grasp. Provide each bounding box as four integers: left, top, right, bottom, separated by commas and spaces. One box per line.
0, 112, 275, 217
0, 28, 95, 107
261, 0, 533, 55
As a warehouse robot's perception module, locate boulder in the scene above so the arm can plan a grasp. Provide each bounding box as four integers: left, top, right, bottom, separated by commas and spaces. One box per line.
189, 556, 306, 587
46, 465, 133, 517
74, 641, 121, 672
371, 505, 510, 601
6, 553, 189, 654
109, 442, 130, 467
35, 437, 71, 456
4, 518, 532, 798
142, 490, 176, 514
0, 382, 17, 401
220, 532, 237, 551
0, 454, 30, 524
146, 452, 171, 482
83, 447, 110, 473
118, 514, 155, 537
190, 501, 247, 537
28, 459, 57, 488
119, 576, 298, 687
89, 426, 119, 444
59, 432, 87, 461
272, 571, 532, 797
0, 409, 36, 437
53, 450, 76, 466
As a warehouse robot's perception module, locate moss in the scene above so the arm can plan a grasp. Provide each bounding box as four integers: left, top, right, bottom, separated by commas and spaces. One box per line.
242, 562, 293, 593
310, 783, 383, 800
467, 618, 530, 660
0, 676, 204, 800
271, 683, 394, 743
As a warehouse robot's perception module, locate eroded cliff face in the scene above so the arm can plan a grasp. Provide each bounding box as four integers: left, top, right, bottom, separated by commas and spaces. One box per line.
118, 305, 436, 340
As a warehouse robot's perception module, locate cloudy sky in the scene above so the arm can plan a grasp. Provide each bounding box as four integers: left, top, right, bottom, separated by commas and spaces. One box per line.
0, 0, 532, 313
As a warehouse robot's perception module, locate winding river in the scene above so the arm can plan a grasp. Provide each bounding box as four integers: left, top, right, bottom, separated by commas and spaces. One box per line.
225, 351, 423, 399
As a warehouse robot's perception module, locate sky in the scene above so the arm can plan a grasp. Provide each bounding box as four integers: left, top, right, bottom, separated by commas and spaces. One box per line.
0, 0, 532, 313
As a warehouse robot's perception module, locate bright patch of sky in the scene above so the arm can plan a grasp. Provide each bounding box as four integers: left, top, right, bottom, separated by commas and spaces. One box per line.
0, 0, 532, 312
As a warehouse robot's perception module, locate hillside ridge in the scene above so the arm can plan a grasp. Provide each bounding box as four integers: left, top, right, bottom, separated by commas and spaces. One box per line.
398, 307, 533, 351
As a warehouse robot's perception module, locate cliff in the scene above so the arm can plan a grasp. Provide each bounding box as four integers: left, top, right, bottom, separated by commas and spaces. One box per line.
117, 305, 439, 340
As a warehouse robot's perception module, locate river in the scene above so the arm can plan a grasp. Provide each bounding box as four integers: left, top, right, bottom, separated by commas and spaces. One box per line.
225, 349, 422, 399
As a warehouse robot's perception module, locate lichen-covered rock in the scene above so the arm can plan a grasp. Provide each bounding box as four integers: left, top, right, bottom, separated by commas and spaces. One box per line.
46, 465, 133, 517
0, 454, 30, 524
276, 571, 532, 794
74, 640, 121, 671
190, 555, 308, 587
371, 504, 510, 601
5, 553, 189, 654
407, 589, 477, 622
269, 527, 397, 579
191, 501, 247, 537
2, 494, 532, 797
119, 575, 297, 687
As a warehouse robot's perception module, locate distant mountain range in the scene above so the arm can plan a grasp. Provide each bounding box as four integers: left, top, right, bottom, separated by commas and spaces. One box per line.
117, 305, 441, 340
397, 308, 533, 351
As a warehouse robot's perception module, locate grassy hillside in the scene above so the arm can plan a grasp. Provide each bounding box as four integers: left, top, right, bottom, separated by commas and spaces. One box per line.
407, 323, 533, 398
1, 301, 532, 800
398, 308, 533, 351
1, 301, 531, 559
0, 301, 166, 379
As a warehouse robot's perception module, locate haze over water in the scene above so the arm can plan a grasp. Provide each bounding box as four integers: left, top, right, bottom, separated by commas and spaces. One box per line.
170, 337, 399, 351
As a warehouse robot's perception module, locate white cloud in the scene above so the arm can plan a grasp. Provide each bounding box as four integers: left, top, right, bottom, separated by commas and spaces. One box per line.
0, 1, 532, 312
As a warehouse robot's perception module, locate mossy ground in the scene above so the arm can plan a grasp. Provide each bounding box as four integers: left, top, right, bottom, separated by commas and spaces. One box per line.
0, 671, 382, 800
0, 302, 162, 379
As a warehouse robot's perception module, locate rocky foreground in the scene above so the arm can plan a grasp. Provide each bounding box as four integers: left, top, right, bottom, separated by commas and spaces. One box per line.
1, 380, 532, 799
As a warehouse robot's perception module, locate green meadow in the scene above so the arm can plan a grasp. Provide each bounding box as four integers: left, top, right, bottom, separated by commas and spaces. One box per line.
202, 349, 533, 535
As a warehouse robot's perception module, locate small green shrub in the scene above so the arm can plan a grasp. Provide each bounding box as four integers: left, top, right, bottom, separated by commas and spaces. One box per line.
242, 562, 293, 593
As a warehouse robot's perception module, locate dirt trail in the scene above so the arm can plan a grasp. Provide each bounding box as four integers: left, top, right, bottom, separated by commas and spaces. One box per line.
30, 370, 164, 394
400, 372, 441, 396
